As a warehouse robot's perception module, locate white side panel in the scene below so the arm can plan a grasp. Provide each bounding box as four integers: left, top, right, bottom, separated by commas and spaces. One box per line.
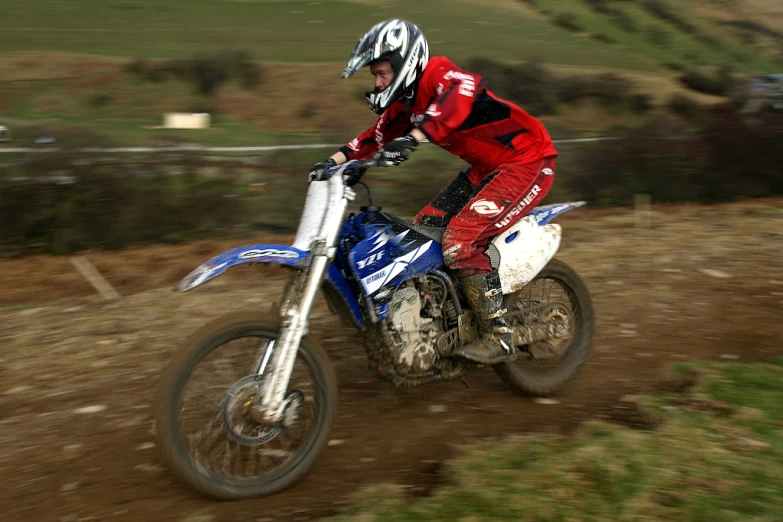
492, 216, 562, 294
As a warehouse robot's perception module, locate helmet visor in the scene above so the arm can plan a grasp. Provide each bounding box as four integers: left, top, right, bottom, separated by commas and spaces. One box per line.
341, 47, 374, 79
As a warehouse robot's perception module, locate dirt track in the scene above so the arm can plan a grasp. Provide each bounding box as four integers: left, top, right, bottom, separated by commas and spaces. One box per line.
1, 200, 782, 522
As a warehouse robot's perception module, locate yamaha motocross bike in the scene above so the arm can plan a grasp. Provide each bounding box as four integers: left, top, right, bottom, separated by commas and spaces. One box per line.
155, 160, 594, 499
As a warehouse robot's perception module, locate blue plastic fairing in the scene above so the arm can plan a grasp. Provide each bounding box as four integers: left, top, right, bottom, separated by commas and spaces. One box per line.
176, 244, 307, 292
529, 201, 586, 225
325, 263, 365, 329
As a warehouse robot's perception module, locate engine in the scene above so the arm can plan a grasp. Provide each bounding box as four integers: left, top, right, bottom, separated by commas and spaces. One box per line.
362, 276, 451, 382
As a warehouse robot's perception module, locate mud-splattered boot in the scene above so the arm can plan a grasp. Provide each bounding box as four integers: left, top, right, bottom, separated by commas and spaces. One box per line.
453, 269, 516, 365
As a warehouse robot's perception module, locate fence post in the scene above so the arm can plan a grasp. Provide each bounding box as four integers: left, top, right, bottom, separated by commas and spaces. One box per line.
70, 256, 122, 301
635, 194, 651, 229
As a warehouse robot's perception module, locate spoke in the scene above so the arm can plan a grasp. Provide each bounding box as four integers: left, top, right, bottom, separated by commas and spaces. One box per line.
222, 440, 233, 475
186, 411, 224, 451
276, 430, 291, 451
245, 446, 258, 478
203, 437, 227, 469
182, 384, 227, 410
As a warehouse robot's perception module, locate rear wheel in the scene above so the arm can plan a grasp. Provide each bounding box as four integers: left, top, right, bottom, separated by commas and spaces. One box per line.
494, 259, 593, 396
155, 312, 337, 499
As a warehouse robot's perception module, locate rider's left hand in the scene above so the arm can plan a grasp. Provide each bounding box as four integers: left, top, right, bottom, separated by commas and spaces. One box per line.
309, 157, 337, 182
379, 134, 419, 167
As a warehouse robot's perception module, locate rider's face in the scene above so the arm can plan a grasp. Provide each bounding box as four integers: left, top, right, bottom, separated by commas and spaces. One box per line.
370, 61, 395, 91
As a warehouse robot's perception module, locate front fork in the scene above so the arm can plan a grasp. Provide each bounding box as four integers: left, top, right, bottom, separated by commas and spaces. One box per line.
254, 174, 353, 424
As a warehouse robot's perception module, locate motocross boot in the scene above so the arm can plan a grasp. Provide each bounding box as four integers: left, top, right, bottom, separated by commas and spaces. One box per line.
453, 269, 517, 364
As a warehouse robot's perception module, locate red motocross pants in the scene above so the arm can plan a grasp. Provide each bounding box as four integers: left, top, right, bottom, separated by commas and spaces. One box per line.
414, 156, 555, 275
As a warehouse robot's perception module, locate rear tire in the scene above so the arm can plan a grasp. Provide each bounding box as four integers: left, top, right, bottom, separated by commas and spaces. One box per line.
494, 259, 593, 396
155, 312, 337, 499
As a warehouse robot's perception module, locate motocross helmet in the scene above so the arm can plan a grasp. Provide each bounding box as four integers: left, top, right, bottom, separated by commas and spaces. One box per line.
341, 19, 430, 115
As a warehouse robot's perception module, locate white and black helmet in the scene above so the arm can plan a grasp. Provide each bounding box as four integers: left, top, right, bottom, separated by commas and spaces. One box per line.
341, 19, 430, 114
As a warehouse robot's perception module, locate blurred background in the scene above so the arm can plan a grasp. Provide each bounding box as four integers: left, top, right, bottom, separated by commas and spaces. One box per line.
1, 1, 782, 521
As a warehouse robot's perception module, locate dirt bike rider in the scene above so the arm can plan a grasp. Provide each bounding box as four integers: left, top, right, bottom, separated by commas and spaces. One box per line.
310, 19, 558, 365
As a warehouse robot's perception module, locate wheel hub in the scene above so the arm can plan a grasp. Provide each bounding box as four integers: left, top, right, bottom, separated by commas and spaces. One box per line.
221, 375, 283, 446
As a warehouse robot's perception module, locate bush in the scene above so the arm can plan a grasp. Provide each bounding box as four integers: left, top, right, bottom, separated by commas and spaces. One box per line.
609, 9, 638, 33
552, 13, 583, 33
668, 93, 701, 119
299, 102, 318, 120
125, 49, 264, 97
556, 73, 635, 107
641, 0, 698, 34
663, 61, 688, 73
0, 155, 252, 256
645, 25, 673, 47
466, 57, 558, 115
630, 93, 653, 113
695, 34, 724, 51
561, 105, 783, 206
679, 71, 733, 96
584, 1, 638, 32
719, 20, 782, 40
87, 92, 112, 107
591, 33, 618, 44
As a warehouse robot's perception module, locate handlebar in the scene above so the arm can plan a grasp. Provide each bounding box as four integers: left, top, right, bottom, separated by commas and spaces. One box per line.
323, 157, 380, 206
325, 157, 380, 176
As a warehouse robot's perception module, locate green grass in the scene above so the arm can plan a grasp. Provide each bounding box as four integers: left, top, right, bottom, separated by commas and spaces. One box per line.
326, 357, 783, 522
543, 0, 779, 74
0, 0, 664, 71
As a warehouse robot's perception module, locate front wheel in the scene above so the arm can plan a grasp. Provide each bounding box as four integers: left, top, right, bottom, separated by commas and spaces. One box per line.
155, 312, 337, 499
494, 259, 594, 396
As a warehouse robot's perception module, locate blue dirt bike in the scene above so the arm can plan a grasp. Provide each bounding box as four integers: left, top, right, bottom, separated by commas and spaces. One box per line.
155, 160, 594, 499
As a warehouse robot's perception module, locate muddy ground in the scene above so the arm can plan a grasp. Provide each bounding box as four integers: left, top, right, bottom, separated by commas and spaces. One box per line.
1, 199, 782, 522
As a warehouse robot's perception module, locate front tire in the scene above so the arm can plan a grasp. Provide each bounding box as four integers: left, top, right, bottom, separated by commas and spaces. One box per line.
494, 259, 594, 396
155, 312, 337, 499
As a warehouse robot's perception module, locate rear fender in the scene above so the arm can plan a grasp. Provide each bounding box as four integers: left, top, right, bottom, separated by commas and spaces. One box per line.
529, 201, 586, 225
176, 244, 306, 292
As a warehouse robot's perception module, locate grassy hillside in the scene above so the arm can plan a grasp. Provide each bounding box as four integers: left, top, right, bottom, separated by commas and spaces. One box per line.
3, 1, 780, 72
1, 0, 659, 71
538, 0, 779, 70
0, 0, 780, 147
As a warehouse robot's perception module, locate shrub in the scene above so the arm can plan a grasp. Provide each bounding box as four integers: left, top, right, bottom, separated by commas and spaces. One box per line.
125, 50, 264, 97
0, 155, 251, 256
466, 57, 558, 115
584, 1, 638, 32
552, 13, 583, 33
561, 105, 783, 206
556, 73, 635, 107
663, 61, 688, 73
87, 92, 112, 107
645, 25, 673, 47
695, 34, 724, 51
299, 102, 317, 120
609, 10, 638, 33
591, 33, 618, 44
630, 93, 653, 113
679, 71, 733, 96
641, 0, 698, 34
668, 93, 701, 119
719, 20, 782, 40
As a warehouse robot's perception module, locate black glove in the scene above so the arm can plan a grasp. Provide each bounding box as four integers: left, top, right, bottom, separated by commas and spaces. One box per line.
309, 157, 337, 182
379, 134, 419, 167
343, 164, 368, 187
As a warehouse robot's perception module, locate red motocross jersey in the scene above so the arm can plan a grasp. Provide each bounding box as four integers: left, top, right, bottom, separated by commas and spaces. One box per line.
340, 56, 557, 172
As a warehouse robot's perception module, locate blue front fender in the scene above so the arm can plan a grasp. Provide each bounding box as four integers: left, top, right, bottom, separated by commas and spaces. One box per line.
176, 243, 366, 329
176, 244, 307, 292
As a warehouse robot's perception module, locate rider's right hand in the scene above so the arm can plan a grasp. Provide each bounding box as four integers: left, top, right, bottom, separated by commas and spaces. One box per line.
309, 158, 338, 182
